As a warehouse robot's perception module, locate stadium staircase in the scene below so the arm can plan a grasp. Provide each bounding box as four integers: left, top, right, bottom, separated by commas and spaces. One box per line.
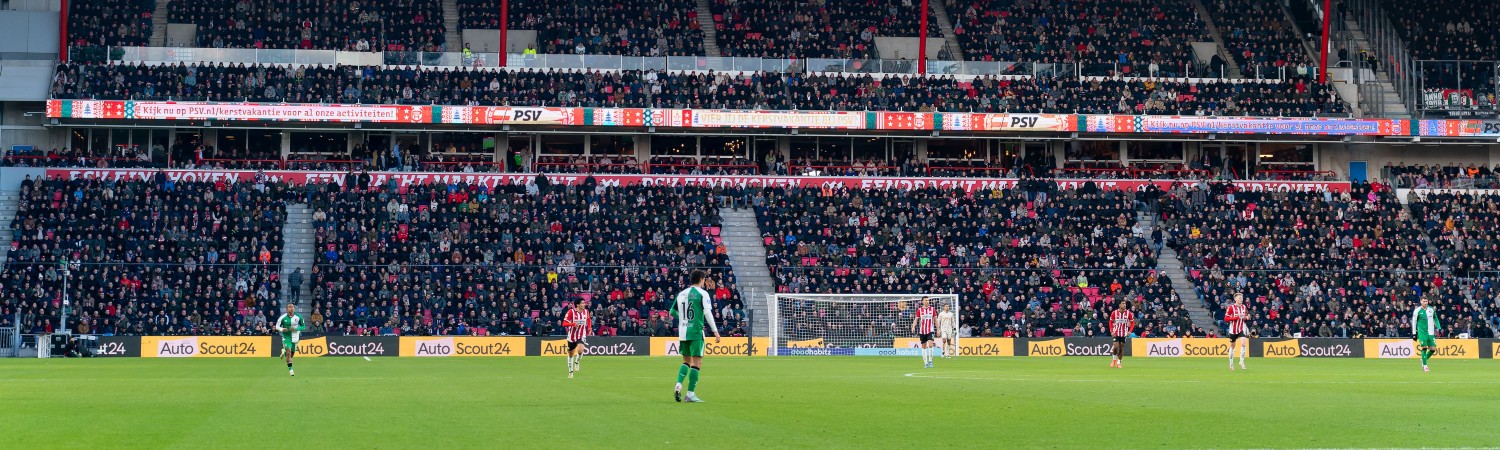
280, 204, 315, 311
1186, 0, 1244, 78
0, 190, 18, 265
441, 0, 462, 53
717, 207, 773, 337
149, 0, 169, 47
927, 0, 965, 61
1155, 245, 1219, 334
1342, 19, 1410, 118
695, 0, 721, 57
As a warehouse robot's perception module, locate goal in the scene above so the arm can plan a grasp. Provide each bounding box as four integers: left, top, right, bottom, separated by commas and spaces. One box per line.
768, 293, 959, 356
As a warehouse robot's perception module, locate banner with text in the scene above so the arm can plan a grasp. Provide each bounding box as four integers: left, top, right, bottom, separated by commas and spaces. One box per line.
140, 336, 272, 358
890, 337, 1015, 357
1363, 338, 1479, 359
650, 337, 769, 356
528, 336, 650, 357
399, 336, 526, 357
1130, 338, 1233, 358
1084, 115, 1406, 136
46, 169, 1353, 195
92, 336, 142, 357
270, 336, 399, 357
48, 99, 1424, 136
1256, 338, 1363, 358
1015, 337, 1118, 357
936, 113, 1077, 132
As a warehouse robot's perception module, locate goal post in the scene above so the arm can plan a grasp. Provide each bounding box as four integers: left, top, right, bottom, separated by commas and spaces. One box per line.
768, 293, 959, 356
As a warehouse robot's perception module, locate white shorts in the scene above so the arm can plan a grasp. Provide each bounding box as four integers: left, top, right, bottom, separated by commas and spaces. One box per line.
938, 333, 954, 341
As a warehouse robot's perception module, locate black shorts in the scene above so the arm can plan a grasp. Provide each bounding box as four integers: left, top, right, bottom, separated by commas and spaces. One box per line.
1228, 333, 1247, 342
567, 340, 582, 352
1113, 336, 1127, 343
919, 333, 934, 344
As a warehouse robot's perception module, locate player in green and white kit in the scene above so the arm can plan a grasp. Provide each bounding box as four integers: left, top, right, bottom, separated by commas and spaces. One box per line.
275, 304, 306, 376
671, 270, 720, 403
1411, 297, 1440, 372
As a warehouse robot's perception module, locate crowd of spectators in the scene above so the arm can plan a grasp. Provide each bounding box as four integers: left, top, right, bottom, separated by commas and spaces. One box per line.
1, 174, 289, 336
166, 0, 447, 51
50, 62, 1350, 116
69, 0, 155, 48
948, 0, 1209, 77
1207, 0, 1314, 79
755, 182, 1195, 339
300, 178, 746, 336
1385, 163, 1500, 189
1381, 0, 1497, 62
711, 0, 850, 59
1162, 179, 1493, 338
462, 0, 704, 57
830, 0, 942, 38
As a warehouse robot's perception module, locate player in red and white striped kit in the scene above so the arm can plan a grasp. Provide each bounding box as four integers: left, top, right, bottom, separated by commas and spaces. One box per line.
562, 300, 592, 378
1109, 300, 1134, 368
910, 298, 938, 368
1224, 294, 1249, 370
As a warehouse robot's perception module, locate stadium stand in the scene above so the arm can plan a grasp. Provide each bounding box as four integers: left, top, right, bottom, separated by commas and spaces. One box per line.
303, 179, 746, 336
1385, 163, 1500, 189
1380, 0, 1496, 61
754, 182, 1197, 338
710, 0, 851, 59
48, 63, 1349, 116
166, 0, 447, 51
461, 0, 704, 56
1, 174, 289, 336
1206, 0, 1316, 79
69, 0, 155, 48
1164, 180, 1493, 338
947, 0, 1210, 77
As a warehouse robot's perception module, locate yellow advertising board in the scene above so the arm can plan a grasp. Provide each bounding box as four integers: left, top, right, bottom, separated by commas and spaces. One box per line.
399, 336, 526, 357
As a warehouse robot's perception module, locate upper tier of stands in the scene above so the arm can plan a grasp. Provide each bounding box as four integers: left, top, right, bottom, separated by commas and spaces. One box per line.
948, 0, 1209, 77
69, 0, 155, 48
49, 62, 1349, 116
460, 0, 704, 56
166, 0, 447, 51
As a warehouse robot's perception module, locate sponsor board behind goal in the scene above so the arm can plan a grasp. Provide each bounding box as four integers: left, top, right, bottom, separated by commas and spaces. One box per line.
1129, 338, 1232, 358
889, 337, 1015, 356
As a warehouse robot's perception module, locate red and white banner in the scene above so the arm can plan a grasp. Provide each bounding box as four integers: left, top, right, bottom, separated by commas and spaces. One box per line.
47, 169, 1351, 193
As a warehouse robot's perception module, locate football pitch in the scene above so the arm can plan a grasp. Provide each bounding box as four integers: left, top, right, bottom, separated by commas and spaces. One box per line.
5, 357, 1497, 449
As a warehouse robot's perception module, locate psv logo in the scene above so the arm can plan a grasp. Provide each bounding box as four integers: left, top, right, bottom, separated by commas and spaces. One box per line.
1008, 116, 1039, 128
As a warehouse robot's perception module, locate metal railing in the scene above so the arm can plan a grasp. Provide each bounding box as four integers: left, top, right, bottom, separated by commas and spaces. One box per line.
1347, 0, 1420, 115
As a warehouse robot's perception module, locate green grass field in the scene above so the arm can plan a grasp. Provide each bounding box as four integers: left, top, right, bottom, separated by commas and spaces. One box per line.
5, 356, 1497, 449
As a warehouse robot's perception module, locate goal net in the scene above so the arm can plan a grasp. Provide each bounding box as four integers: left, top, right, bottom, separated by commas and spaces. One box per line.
769, 293, 959, 356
